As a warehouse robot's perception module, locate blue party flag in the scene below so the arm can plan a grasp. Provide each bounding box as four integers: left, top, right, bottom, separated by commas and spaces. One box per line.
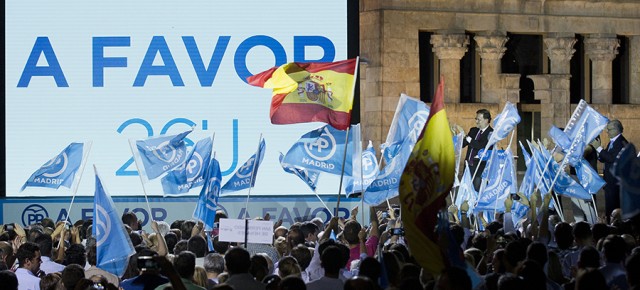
93, 166, 135, 277
221, 138, 266, 193
21, 143, 85, 191
135, 129, 192, 180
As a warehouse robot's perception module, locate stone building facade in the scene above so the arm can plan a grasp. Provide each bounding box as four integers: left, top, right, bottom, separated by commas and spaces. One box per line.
358, 0, 640, 164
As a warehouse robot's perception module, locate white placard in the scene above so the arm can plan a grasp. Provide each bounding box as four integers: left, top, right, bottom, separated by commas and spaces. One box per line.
218, 218, 274, 244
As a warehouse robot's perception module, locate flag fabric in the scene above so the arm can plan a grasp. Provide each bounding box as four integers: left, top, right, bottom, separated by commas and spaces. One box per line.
282, 124, 356, 176
247, 59, 357, 130
161, 137, 212, 195
381, 93, 430, 163
476, 150, 515, 212
93, 168, 135, 277
563, 100, 609, 146
518, 144, 536, 197
548, 125, 585, 167
363, 144, 409, 204
21, 143, 85, 191
613, 143, 640, 219
454, 163, 478, 216
345, 141, 380, 197
135, 129, 192, 180
512, 144, 535, 226
534, 142, 591, 200
193, 158, 222, 230
574, 159, 605, 194
221, 138, 266, 193
279, 153, 321, 192
487, 102, 521, 148
453, 132, 465, 188
530, 141, 553, 194
399, 76, 455, 275
519, 141, 531, 164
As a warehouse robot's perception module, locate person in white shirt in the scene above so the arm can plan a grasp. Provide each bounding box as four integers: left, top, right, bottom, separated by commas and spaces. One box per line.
15, 242, 42, 290
34, 234, 64, 274
306, 245, 344, 290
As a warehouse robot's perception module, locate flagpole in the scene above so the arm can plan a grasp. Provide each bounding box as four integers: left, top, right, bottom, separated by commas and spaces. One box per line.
535, 140, 567, 222
244, 134, 263, 219
65, 141, 93, 225
360, 140, 365, 224
335, 126, 351, 217
128, 139, 154, 217
493, 132, 516, 217
335, 57, 359, 217
527, 140, 564, 221
313, 190, 333, 218
543, 125, 589, 222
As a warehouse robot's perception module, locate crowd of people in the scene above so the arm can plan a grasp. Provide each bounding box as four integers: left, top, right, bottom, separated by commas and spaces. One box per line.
1, 111, 639, 290
0, 196, 639, 290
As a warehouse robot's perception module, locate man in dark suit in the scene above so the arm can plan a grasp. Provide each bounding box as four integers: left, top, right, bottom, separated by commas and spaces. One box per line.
592, 119, 628, 221
454, 109, 494, 191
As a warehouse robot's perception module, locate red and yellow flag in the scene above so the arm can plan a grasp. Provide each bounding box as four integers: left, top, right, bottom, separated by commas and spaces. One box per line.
399, 76, 455, 275
246, 59, 357, 130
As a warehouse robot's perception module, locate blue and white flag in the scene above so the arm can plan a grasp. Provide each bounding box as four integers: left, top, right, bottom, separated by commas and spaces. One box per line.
93, 167, 135, 277
221, 138, 266, 193
161, 137, 212, 195
363, 139, 412, 205
345, 141, 380, 196
487, 102, 521, 148
21, 143, 85, 191
193, 158, 222, 230
476, 150, 515, 212
512, 143, 535, 226
548, 125, 585, 167
518, 146, 536, 197
381, 93, 430, 163
534, 142, 590, 199
530, 141, 553, 194
574, 159, 605, 194
282, 125, 356, 176
564, 100, 609, 146
135, 129, 192, 180
454, 163, 477, 216
519, 141, 531, 164
613, 143, 640, 219
279, 153, 321, 192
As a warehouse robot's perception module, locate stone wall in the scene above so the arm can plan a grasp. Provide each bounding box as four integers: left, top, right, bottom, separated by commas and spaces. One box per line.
359, 0, 640, 153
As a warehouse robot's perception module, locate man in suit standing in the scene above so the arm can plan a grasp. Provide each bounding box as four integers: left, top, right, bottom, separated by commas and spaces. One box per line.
592, 119, 628, 221
454, 109, 494, 191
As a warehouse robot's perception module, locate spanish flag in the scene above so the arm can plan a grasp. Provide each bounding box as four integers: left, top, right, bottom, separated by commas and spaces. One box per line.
247, 58, 357, 130
399, 76, 455, 275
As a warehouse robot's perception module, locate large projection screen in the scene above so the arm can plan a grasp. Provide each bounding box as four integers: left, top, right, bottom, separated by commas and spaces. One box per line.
5, 1, 350, 197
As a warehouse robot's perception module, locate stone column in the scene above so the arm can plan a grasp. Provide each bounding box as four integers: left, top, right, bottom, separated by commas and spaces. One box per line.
475, 32, 508, 103
584, 34, 619, 104
529, 74, 572, 135
544, 33, 576, 74
430, 33, 469, 103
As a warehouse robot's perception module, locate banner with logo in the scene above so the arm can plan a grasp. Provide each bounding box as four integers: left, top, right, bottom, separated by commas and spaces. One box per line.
282, 125, 356, 176
6, 0, 349, 197
21, 143, 85, 191
161, 137, 212, 195
1, 196, 368, 229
